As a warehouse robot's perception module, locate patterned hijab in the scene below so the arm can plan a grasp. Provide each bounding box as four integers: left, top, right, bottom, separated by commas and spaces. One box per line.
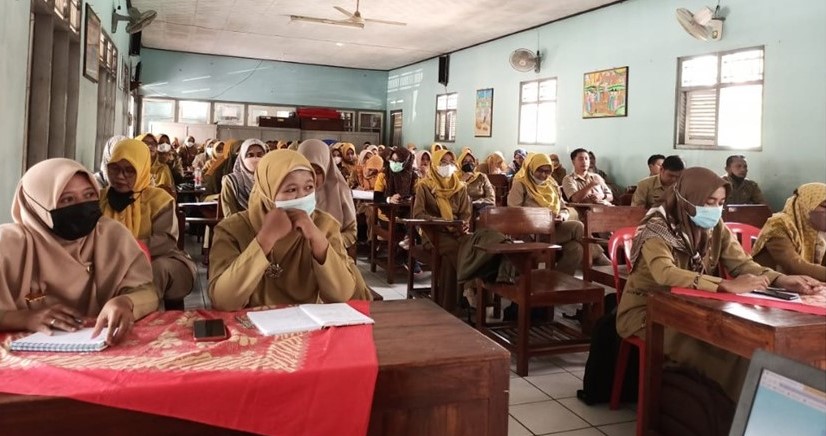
419, 150, 464, 220
225, 139, 265, 211
630, 167, 730, 272
753, 183, 826, 264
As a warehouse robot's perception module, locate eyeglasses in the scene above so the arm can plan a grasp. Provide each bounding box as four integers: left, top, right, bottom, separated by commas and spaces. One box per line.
107, 164, 137, 178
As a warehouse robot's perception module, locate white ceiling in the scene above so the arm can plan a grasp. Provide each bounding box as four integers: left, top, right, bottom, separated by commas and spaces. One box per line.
132, 0, 621, 70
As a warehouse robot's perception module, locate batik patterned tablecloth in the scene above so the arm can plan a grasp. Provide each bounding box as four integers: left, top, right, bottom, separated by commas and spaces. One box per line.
0, 301, 378, 436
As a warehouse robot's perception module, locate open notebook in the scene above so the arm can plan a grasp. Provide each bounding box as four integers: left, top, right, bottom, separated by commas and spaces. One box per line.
246, 303, 374, 336
10, 328, 109, 353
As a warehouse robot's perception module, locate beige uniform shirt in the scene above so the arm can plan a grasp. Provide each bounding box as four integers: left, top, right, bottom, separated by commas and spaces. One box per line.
561, 172, 613, 203
631, 175, 665, 209
723, 176, 766, 205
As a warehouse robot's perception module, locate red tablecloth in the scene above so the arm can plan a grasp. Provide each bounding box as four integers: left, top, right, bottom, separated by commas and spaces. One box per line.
0, 301, 378, 436
671, 288, 826, 316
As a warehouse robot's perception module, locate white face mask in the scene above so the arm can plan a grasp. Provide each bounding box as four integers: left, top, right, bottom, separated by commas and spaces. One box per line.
206, 147, 214, 158
274, 193, 316, 216
437, 164, 456, 178
185, 141, 195, 147
333, 156, 343, 165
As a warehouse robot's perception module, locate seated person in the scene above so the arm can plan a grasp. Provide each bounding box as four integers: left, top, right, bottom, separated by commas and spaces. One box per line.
177, 135, 199, 170
723, 155, 766, 205
588, 150, 623, 199
360, 154, 384, 191
94, 135, 128, 189
157, 142, 184, 184
431, 143, 444, 154
352, 149, 374, 189
136, 133, 176, 195
298, 139, 358, 249
562, 148, 613, 205
647, 154, 665, 177
102, 139, 196, 309
616, 167, 822, 400
208, 150, 370, 309
191, 139, 214, 170
753, 183, 826, 281
336, 142, 357, 186
550, 153, 567, 186
0, 158, 158, 344
221, 138, 266, 217
631, 155, 685, 208
507, 148, 527, 175
458, 149, 495, 207
507, 153, 585, 275
476, 151, 507, 175
413, 150, 472, 313
414, 150, 432, 180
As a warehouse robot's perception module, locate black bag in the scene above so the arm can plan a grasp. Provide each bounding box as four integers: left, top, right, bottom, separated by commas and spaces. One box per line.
576, 294, 639, 405
659, 367, 735, 436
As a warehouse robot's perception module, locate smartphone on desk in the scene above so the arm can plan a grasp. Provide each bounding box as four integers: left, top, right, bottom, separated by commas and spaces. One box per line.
193, 319, 228, 342
752, 287, 800, 301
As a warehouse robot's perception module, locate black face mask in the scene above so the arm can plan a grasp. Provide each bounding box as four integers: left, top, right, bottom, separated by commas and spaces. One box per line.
50, 201, 102, 241
107, 188, 136, 212
729, 174, 745, 183
461, 163, 474, 173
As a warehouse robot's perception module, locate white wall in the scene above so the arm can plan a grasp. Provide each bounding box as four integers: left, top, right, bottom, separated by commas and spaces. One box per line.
0, 0, 133, 223
388, 0, 826, 210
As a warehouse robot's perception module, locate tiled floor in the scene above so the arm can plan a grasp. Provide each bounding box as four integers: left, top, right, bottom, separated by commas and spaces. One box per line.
183, 237, 638, 436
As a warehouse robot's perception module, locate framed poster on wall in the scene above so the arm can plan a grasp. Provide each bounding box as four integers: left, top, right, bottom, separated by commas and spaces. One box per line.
583, 66, 628, 118
474, 88, 493, 137
83, 4, 101, 83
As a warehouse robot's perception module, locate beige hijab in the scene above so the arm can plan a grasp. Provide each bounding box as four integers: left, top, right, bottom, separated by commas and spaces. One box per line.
1, 158, 154, 316
297, 139, 357, 230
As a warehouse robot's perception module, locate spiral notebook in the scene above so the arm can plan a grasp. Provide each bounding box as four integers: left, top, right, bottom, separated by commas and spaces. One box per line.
246, 303, 374, 336
10, 328, 109, 353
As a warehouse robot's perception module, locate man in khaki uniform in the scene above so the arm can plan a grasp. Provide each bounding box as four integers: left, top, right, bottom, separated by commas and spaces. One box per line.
722, 155, 766, 205
632, 155, 685, 208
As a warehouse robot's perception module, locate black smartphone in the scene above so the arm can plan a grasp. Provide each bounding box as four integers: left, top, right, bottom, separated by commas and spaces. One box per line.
752, 288, 800, 301
193, 319, 228, 342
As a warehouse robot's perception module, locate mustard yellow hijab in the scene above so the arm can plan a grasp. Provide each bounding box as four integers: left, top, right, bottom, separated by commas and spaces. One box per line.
135, 133, 175, 190
431, 143, 444, 154
247, 150, 314, 233
420, 149, 465, 220
513, 153, 559, 212
457, 149, 482, 184
754, 183, 826, 264
100, 139, 174, 239
204, 140, 229, 176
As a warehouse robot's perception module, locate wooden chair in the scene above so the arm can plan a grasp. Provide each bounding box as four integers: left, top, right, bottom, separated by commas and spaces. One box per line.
398, 218, 463, 301
615, 186, 636, 206
581, 205, 646, 289
473, 207, 605, 376
607, 227, 646, 436
177, 201, 222, 272
487, 174, 510, 207
722, 204, 772, 229
369, 201, 411, 284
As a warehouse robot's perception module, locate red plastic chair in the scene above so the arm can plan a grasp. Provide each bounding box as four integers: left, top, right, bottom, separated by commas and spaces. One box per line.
608, 226, 645, 436
724, 222, 761, 254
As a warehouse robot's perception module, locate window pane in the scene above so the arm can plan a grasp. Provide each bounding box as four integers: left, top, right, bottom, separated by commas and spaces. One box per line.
521, 82, 538, 103
447, 93, 458, 110
538, 79, 557, 101
684, 89, 717, 142
536, 102, 557, 144
213, 102, 244, 125
718, 85, 762, 149
247, 105, 276, 126
178, 100, 210, 124
519, 104, 537, 144
436, 95, 447, 110
681, 55, 718, 87
142, 99, 175, 132
721, 49, 763, 84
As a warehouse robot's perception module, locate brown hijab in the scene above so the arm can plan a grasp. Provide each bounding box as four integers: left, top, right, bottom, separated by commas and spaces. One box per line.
297, 139, 357, 230
386, 146, 416, 197
1, 159, 155, 316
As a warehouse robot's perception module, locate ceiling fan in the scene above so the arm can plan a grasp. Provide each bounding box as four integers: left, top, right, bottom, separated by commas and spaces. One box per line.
290, 0, 407, 29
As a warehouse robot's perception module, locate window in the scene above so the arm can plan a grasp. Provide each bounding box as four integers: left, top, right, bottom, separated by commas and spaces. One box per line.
435, 93, 457, 142
518, 78, 557, 145
247, 105, 295, 126
358, 111, 383, 133
675, 47, 764, 149
94, 32, 117, 169
213, 102, 244, 125
340, 110, 354, 132
177, 100, 210, 124
141, 98, 175, 132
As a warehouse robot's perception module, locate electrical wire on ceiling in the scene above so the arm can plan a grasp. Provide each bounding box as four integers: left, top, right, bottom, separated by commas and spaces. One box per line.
209, 60, 265, 99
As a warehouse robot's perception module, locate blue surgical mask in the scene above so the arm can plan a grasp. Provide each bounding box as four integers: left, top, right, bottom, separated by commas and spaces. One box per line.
690, 205, 723, 229
389, 161, 404, 173
274, 193, 316, 215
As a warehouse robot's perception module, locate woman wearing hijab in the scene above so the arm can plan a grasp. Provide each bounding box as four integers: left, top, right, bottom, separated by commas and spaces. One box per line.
0, 159, 158, 343
136, 133, 176, 195
157, 142, 184, 184
753, 183, 826, 280
94, 135, 128, 188
352, 149, 374, 190
221, 139, 267, 217
430, 143, 444, 154
617, 167, 821, 400
192, 139, 214, 170
457, 149, 495, 207
337, 143, 357, 185
507, 153, 586, 275
413, 149, 472, 312
360, 154, 384, 191
413, 150, 432, 181
508, 148, 528, 176
177, 136, 199, 170
101, 139, 196, 309
209, 150, 369, 309
476, 152, 507, 175
298, 139, 358, 249
202, 140, 228, 196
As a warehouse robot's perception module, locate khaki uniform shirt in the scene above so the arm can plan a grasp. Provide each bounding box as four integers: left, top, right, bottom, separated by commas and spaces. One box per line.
752, 235, 826, 281
561, 172, 613, 203
723, 176, 766, 205
464, 174, 495, 205
631, 175, 665, 209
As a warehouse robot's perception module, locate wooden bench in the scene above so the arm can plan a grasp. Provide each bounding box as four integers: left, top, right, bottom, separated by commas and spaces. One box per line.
580, 205, 647, 290
722, 204, 772, 229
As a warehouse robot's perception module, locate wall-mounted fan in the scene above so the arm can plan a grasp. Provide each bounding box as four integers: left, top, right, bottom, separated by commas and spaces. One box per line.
676, 5, 724, 41
112, 6, 157, 34
290, 0, 406, 29
509, 49, 541, 73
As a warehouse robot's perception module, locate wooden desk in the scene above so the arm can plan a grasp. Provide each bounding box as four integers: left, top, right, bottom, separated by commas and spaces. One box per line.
0, 299, 510, 436
644, 292, 826, 434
